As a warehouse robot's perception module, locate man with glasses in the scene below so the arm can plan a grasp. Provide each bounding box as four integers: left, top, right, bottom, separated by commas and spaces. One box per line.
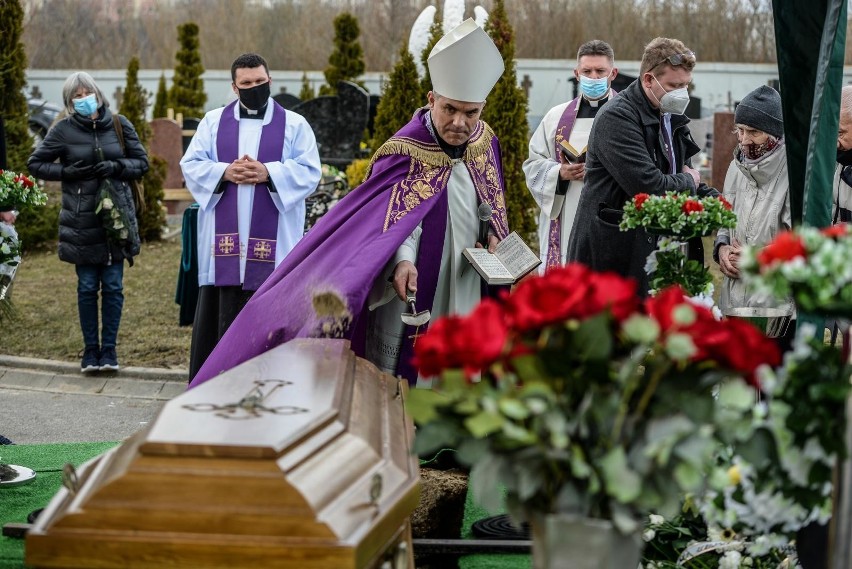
567, 37, 713, 294
524, 40, 618, 271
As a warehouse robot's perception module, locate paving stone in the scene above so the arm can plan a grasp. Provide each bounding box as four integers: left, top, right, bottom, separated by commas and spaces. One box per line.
101, 378, 166, 398
156, 381, 188, 401
0, 369, 55, 389
46, 374, 108, 394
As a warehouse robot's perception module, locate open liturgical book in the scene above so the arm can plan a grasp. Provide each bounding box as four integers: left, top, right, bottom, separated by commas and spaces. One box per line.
559, 139, 587, 163
463, 231, 542, 285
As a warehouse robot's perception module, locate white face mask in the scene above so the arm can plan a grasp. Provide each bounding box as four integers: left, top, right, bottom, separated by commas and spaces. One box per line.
651, 75, 690, 115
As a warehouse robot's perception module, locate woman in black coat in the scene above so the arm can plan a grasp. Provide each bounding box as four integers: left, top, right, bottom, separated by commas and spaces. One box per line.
28, 71, 148, 374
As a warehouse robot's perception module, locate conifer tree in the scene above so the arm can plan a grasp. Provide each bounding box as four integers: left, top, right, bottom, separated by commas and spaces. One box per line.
419, 13, 443, 100
299, 72, 315, 101
482, 0, 536, 243
370, 45, 422, 150
153, 73, 169, 118
169, 22, 207, 118
319, 13, 366, 96
119, 57, 166, 242
0, 0, 33, 173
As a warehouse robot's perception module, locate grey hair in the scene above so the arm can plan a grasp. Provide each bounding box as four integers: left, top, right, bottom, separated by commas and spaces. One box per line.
841, 85, 852, 122
61, 72, 106, 115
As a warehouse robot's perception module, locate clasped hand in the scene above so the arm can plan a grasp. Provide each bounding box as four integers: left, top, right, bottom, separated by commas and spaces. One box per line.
224, 155, 269, 185
718, 239, 742, 279
559, 162, 584, 181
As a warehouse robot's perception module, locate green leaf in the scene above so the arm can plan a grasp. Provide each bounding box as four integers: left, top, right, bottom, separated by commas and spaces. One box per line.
456, 437, 490, 466
511, 354, 548, 382
412, 421, 460, 456
717, 378, 756, 411
501, 421, 537, 445
465, 411, 506, 438
600, 447, 642, 503
499, 397, 530, 420
405, 388, 451, 424
673, 462, 703, 492
571, 313, 613, 361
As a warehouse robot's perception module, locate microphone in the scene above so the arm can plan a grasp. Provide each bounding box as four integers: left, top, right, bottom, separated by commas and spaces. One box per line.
477, 202, 492, 247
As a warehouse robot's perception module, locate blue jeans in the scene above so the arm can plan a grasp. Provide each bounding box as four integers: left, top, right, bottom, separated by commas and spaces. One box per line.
76, 263, 124, 348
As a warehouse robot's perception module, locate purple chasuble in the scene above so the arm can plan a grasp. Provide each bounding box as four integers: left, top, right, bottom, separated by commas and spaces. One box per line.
190, 108, 508, 388
546, 97, 580, 270
215, 100, 286, 291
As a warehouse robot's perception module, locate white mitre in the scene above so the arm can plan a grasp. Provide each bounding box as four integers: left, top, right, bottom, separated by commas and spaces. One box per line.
427, 18, 504, 103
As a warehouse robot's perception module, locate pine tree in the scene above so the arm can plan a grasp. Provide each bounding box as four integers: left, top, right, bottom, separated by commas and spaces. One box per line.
299, 72, 315, 101
153, 73, 169, 118
370, 45, 422, 150
0, 0, 32, 173
169, 22, 207, 119
119, 57, 166, 242
319, 13, 366, 96
482, 0, 536, 244
419, 13, 443, 100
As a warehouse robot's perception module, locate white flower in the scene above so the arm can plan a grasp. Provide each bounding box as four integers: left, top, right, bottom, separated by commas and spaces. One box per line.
648, 514, 665, 527
719, 550, 742, 569
642, 528, 656, 542
101, 197, 114, 210
113, 220, 124, 230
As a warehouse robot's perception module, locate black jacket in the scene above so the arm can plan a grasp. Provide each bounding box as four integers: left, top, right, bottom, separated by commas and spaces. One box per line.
567, 79, 707, 292
27, 106, 147, 265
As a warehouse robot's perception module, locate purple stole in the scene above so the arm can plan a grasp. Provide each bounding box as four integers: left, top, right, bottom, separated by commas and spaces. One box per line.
214, 100, 286, 291
547, 97, 581, 270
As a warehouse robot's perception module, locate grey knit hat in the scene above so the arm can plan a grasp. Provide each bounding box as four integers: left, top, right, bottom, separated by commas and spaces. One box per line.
735, 85, 783, 138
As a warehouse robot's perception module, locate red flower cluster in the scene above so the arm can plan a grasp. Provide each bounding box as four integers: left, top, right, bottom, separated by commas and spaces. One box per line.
719, 196, 733, 211
645, 287, 780, 387
412, 267, 780, 387
682, 200, 704, 214
822, 224, 849, 239
504, 264, 638, 332
757, 231, 807, 267
634, 193, 650, 210
13, 174, 34, 188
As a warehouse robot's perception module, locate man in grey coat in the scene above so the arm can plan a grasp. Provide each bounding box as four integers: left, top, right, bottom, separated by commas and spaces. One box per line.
567, 37, 713, 294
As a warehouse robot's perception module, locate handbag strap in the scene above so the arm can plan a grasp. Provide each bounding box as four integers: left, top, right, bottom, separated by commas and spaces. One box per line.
112, 114, 126, 156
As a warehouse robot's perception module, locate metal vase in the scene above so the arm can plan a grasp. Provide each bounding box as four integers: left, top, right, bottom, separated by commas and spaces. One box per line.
530, 514, 643, 569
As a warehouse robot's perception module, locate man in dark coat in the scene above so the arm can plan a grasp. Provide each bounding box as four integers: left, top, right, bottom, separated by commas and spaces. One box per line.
567, 37, 712, 293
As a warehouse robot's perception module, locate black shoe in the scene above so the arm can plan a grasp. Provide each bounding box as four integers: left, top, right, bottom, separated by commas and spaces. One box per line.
99, 346, 119, 371
81, 346, 100, 373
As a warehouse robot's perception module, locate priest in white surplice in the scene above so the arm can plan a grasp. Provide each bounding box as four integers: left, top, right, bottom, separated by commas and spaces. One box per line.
524, 40, 618, 271
181, 52, 321, 382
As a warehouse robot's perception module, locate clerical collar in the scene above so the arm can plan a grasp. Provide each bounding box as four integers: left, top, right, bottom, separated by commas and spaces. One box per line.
239, 103, 267, 120
427, 112, 468, 159
581, 94, 608, 108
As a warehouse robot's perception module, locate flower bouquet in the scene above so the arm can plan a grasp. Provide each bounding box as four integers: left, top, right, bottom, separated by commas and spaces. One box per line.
94, 149, 134, 260
621, 192, 736, 296
741, 224, 852, 317
0, 169, 48, 210
642, 328, 851, 568
407, 264, 780, 567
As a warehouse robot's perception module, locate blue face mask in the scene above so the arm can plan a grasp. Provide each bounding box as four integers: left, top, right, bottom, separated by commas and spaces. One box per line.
579, 75, 609, 100
73, 94, 99, 116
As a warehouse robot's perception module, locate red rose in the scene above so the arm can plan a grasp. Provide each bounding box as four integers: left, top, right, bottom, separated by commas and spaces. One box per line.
413, 298, 509, 378
822, 224, 848, 239
705, 318, 780, 388
21, 176, 34, 188
634, 193, 650, 209
505, 264, 594, 331
586, 271, 639, 322
644, 286, 690, 332
719, 196, 733, 211
682, 200, 704, 214
757, 232, 807, 266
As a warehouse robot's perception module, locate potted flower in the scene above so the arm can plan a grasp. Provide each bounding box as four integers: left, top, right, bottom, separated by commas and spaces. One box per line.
407, 264, 780, 569
620, 191, 737, 296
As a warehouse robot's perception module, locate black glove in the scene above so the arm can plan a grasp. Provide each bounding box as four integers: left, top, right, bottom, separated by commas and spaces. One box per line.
62, 160, 96, 181
93, 160, 123, 179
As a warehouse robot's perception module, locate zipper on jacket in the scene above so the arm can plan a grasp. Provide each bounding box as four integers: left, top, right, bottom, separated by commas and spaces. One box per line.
76, 187, 82, 214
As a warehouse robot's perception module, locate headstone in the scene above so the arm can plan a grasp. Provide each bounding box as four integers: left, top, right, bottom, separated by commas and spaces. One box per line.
713, 112, 737, 189
182, 117, 201, 154
292, 81, 370, 168
273, 92, 302, 110
112, 86, 123, 111
150, 118, 184, 190
521, 74, 533, 99
29, 86, 42, 99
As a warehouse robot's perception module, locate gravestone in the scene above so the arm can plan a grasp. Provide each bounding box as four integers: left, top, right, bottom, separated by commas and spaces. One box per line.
292, 81, 370, 168
273, 92, 302, 110
150, 118, 184, 190
182, 117, 201, 154
713, 112, 737, 189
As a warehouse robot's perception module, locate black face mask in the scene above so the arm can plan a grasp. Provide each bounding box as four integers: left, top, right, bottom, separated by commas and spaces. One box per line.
837, 148, 852, 166
238, 81, 270, 111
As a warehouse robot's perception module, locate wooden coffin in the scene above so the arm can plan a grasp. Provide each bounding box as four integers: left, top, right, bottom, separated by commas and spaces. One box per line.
26, 339, 420, 569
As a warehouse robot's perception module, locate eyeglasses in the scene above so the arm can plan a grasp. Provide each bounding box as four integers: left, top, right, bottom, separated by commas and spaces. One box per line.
650, 51, 696, 71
